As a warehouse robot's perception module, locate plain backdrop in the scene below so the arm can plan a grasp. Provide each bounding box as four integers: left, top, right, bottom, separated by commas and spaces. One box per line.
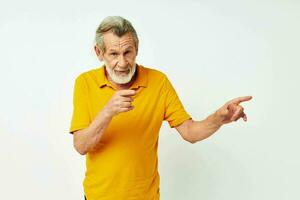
1, 0, 299, 199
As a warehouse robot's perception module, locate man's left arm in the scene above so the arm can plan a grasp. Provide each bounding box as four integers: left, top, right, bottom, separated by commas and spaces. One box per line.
176, 96, 252, 143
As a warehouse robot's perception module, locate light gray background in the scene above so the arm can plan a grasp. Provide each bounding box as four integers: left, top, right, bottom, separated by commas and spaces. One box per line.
1, 0, 299, 199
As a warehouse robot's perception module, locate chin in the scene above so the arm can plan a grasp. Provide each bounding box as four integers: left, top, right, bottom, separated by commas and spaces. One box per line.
111, 75, 133, 84
110, 66, 136, 85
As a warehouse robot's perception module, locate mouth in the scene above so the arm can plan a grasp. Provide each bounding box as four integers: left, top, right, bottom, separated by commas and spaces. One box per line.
114, 69, 130, 76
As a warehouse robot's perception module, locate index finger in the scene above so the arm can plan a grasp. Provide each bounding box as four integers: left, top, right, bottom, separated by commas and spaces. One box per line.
117, 89, 136, 97
227, 96, 253, 105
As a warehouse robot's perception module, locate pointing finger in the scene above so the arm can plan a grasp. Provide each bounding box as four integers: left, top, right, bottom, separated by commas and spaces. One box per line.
118, 90, 136, 97
227, 96, 253, 105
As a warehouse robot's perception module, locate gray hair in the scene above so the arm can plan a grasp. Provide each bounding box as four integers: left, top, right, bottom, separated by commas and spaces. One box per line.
95, 16, 139, 53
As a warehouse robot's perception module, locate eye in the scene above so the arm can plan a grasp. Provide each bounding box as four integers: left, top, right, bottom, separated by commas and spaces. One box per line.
110, 52, 118, 56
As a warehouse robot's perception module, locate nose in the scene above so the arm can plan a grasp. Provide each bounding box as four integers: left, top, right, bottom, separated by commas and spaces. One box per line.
117, 55, 128, 68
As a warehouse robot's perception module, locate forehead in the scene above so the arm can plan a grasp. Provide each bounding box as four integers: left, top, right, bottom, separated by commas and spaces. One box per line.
103, 31, 135, 51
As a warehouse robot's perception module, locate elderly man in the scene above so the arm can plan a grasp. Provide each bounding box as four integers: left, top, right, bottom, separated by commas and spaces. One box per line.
69, 16, 252, 200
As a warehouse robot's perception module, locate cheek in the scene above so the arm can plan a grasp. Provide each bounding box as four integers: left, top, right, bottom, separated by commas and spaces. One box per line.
105, 58, 118, 69
127, 54, 136, 63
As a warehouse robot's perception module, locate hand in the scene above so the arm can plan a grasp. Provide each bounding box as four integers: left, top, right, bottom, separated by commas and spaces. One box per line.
103, 89, 136, 117
215, 96, 253, 125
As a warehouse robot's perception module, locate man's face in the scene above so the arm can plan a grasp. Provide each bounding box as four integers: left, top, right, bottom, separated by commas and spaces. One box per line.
95, 31, 138, 84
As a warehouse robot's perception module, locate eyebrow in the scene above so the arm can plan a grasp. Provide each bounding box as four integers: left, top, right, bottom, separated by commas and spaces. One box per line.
108, 47, 134, 52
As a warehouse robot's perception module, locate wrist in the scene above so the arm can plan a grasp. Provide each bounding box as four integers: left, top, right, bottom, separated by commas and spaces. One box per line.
102, 106, 114, 119
207, 111, 224, 128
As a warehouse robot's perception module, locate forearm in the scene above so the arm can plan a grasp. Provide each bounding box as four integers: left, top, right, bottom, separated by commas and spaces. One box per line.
74, 108, 113, 155
187, 112, 223, 143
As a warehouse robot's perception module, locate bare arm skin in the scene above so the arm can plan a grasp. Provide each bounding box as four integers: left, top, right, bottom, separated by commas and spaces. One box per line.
73, 109, 113, 155
73, 90, 136, 155
176, 96, 253, 143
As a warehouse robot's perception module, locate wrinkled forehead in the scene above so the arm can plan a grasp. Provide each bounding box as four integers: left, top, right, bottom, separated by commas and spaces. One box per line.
103, 32, 136, 51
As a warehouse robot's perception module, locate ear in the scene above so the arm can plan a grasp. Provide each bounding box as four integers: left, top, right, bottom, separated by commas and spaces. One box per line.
94, 45, 104, 61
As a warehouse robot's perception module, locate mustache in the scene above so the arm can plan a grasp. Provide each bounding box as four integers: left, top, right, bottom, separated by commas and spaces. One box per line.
114, 64, 134, 71
114, 68, 130, 72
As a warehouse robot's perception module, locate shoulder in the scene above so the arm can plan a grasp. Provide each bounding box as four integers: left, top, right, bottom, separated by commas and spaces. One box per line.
139, 64, 168, 81
74, 66, 103, 83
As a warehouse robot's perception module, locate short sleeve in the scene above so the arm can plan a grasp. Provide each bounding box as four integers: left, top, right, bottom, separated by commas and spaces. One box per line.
69, 75, 91, 134
163, 76, 192, 128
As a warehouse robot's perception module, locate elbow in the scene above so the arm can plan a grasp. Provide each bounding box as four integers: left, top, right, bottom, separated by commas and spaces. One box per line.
182, 133, 198, 144
73, 136, 87, 155
78, 148, 87, 156
185, 133, 208, 144
79, 151, 87, 155
73, 130, 88, 155
189, 140, 197, 144
183, 127, 198, 144
73, 142, 87, 155
186, 138, 197, 144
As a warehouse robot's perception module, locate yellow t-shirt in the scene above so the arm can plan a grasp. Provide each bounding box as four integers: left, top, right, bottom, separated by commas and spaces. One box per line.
70, 64, 191, 200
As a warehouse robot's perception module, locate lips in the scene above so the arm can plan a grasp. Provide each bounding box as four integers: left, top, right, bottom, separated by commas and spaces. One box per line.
114, 69, 130, 76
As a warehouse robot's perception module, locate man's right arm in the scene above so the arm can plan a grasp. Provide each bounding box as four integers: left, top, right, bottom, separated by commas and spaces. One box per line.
73, 108, 113, 155
72, 89, 136, 155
